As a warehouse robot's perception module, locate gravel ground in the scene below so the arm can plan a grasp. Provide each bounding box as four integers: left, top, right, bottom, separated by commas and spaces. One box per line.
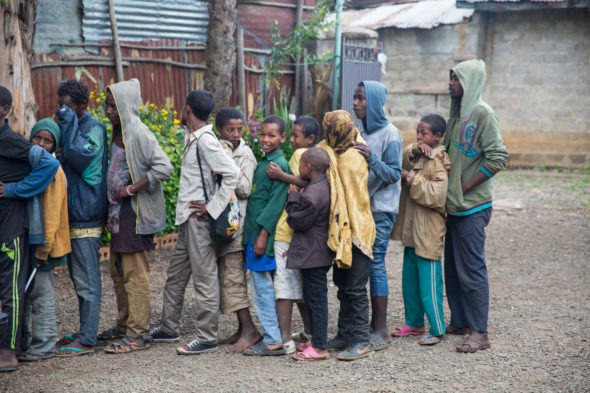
1, 169, 589, 393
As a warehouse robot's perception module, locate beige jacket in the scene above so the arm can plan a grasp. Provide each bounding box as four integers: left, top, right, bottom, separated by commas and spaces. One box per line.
392, 144, 451, 261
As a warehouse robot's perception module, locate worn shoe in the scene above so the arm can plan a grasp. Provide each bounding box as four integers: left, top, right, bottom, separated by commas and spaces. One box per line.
149, 326, 180, 343
283, 340, 296, 355
17, 351, 55, 362
325, 335, 350, 351
291, 331, 312, 343
176, 340, 218, 355
336, 343, 375, 361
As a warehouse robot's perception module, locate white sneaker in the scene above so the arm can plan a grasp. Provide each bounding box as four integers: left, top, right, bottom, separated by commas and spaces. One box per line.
283, 340, 296, 355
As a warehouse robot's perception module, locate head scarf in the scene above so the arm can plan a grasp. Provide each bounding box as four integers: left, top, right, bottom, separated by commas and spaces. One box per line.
30, 118, 60, 153
322, 110, 359, 154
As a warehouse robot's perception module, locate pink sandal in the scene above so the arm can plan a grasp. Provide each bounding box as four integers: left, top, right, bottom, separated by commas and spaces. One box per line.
391, 324, 425, 337
292, 345, 329, 361
296, 340, 312, 352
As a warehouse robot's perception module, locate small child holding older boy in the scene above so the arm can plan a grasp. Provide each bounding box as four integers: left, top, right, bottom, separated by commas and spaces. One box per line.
391, 114, 451, 345
242, 115, 290, 356
214, 107, 261, 352
285, 147, 334, 361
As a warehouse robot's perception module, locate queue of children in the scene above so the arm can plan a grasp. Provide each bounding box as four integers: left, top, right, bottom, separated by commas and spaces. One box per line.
0, 58, 508, 372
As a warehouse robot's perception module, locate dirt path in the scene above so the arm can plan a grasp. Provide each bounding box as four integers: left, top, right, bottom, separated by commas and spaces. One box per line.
1, 169, 589, 392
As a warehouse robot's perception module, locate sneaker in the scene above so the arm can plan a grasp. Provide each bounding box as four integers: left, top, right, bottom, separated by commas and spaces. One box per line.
149, 326, 180, 343
283, 340, 296, 355
325, 335, 350, 351
176, 340, 218, 355
336, 343, 375, 361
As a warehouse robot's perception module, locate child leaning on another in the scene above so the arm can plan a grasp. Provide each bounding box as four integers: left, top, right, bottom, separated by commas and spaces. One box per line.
285, 147, 334, 361
214, 107, 261, 353
265, 116, 320, 352
19, 118, 71, 362
242, 115, 290, 356
391, 114, 451, 345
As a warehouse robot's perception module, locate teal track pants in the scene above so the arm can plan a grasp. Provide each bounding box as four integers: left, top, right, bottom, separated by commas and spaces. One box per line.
401, 247, 445, 337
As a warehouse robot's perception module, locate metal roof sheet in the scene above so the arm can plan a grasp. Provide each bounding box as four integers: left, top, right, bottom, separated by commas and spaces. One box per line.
332, 0, 474, 30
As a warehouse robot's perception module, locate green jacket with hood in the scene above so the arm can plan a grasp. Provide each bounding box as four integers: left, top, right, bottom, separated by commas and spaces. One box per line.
444, 59, 508, 216
108, 78, 173, 234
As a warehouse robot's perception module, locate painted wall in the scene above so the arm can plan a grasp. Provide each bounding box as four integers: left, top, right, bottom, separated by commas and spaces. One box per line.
378, 10, 590, 168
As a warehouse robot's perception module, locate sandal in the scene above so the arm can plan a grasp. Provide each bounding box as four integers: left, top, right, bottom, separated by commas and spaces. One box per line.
368, 334, 392, 352
56, 333, 77, 347
243, 341, 286, 356
97, 327, 125, 341
292, 345, 329, 361
56, 342, 94, 357
391, 324, 425, 337
418, 334, 442, 346
104, 337, 151, 354
296, 340, 312, 352
456, 336, 490, 353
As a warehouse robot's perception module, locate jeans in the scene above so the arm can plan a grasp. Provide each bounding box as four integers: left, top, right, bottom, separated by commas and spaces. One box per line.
370, 212, 395, 297
250, 270, 282, 345
22, 270, 57, 355
301, 265, 331, 349
68, 237, 101, 347
333, 247, 371, 346
444, 209, 492, 333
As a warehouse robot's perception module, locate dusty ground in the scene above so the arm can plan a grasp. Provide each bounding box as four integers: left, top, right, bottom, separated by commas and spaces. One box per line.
1, 169, 589, 393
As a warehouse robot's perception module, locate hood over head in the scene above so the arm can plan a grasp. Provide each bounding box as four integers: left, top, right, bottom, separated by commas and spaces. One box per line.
450, 59, 486, 118
360, 80, 390, 134
30, 117, 60, 153
107, 78, 143, 136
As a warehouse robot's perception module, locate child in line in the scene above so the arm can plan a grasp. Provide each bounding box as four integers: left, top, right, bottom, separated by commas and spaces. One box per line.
242, 115, 290, 356
319, 110, 376, 361
266, 116, 319, 352
18, 119, 71, 362
213, 107, 261, 353
391, 114, 451, 345
285, 147, 334, 361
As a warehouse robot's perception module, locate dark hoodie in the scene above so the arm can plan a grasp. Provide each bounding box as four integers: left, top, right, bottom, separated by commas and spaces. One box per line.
443, 59, 508, 216
358, 81, 402, 214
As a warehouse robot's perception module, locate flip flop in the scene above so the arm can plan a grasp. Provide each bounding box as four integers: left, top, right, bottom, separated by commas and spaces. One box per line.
243, 341, 286, 356
391, 324, 425, 337
292, 345, 329, 361
418, 334, 442, 346
296, 340, 312, 352
56, 333, 77, 347
56, 345, 94, 357
368, 335, 392, 351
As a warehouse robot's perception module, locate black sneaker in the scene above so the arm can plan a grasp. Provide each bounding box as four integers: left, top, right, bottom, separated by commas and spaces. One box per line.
176, 339, 218, 355
325, 335, 350, 351
149, 326, 180, 343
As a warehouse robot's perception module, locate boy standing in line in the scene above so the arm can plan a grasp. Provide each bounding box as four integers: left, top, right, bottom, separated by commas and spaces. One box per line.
352, 81, 402, 349
100, 79, 173, 353
391, 114, 450, 346
55, 80, 109, 357
444, 59, 508, 353
0, 86, 60, 371
242, 115, 290, 356
213, 107, 261, 353
150, 90, 239, 355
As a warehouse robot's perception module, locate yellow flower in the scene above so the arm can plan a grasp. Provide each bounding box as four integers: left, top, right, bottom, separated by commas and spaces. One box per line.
96, 98, 101, 104
173, 119, 180, 125
150, 103, 155, 108
139, 105, 144, 111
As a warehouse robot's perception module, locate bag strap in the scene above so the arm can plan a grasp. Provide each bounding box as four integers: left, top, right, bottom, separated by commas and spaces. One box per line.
195, 131, 215, 204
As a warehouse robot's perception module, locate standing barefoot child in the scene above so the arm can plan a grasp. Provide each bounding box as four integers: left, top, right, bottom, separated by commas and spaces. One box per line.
391, 114, 450, 345
285, 148, 334, 361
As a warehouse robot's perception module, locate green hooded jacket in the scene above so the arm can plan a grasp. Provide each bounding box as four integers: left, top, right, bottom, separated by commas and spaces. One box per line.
444, 59, 508, 216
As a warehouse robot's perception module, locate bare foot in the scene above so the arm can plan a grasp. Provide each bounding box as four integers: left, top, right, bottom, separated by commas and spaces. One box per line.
218, 331, 241, 346
227, 334, 262, 353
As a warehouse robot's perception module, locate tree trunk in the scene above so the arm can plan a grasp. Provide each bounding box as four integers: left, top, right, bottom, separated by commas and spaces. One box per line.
204, 0, 237, 113
0, 0, 37, 136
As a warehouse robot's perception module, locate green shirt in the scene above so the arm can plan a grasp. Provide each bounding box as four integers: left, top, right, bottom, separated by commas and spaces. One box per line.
242, 149, 290, 258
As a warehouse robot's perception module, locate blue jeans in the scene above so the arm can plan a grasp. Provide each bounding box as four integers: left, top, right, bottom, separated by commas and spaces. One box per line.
250, 270, 282, 345
370, 212, 396, 297
444, 209, 492, 333
68, 237, 102, 347
22, 270, 57, 355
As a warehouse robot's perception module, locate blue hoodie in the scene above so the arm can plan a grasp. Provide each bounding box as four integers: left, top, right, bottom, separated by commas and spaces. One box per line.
358, 81, 403, 214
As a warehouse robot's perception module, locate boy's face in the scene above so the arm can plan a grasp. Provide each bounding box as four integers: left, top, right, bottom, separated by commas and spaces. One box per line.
258, 122, 285, 155
220, 118, 243, 151
57, 94, 87, 118
449, 71, 464, 99
105, 92, 120, 126
32, 130, 55, 153
416, 121, 442, 148
290, 124, 314, 150
352, 86, 366, 120
298, 158, 312, 181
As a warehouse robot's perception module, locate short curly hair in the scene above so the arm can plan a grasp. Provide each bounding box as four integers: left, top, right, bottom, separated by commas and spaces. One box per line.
57, 80, 90, 105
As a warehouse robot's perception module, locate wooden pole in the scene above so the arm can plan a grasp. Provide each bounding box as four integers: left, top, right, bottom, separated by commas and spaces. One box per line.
294, 0, 303, 115
236, 25, 247, 116
108, 0, 124, 82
